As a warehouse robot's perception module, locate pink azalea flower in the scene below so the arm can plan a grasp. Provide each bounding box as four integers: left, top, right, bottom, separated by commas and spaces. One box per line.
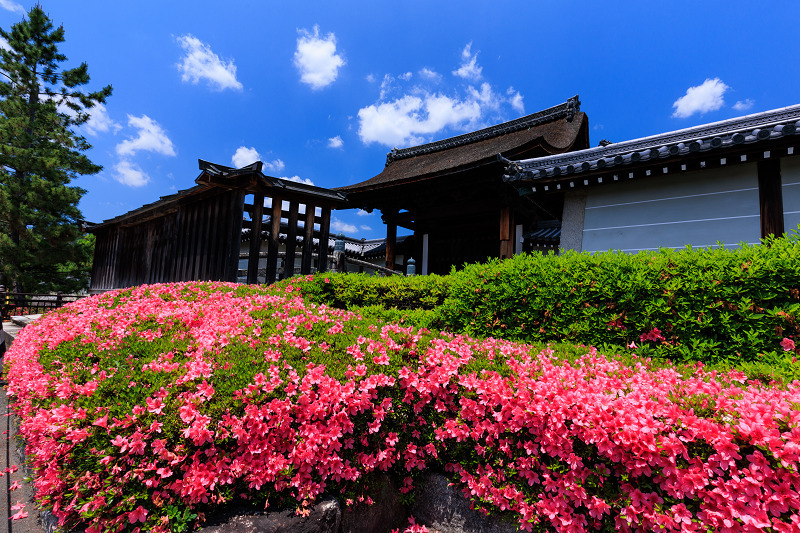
128, 505, 148, 524
780, 337, 795, 351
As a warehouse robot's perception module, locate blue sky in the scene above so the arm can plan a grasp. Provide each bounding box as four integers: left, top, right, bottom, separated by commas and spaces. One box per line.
2, 1, 799, 239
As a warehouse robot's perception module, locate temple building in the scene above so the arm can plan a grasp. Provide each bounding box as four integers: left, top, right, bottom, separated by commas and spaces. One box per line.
87, 98, 800, 291
502, 103, 800, 253
337, 96, 588, 274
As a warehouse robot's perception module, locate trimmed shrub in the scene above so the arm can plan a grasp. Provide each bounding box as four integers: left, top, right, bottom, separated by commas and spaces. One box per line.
275, 272, 449, 329
438, 233, 800, 366
5, 282, 800, 532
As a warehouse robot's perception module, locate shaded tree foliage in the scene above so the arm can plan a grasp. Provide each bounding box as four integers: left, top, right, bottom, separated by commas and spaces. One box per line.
0, 6, 111, 293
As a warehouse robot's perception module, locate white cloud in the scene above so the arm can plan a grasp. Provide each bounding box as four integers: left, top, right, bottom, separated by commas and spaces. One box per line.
0, 37, 10, 51
419, 68, 441, 82
398, 72, 412, 81
356, 209, 371, 216
83, 103, 122, 136
452, 43, 482, 81
176, 34, 242, 92
378, 74, 397, 100
359, 225, 372, 232
733, 99, 755, 112
671, 78, 729, 118
116, 115, 176, 157
358, 92, 484, 147
0, 0, 24, 14
328, 135, 343, 148
283, 175, 314, 186
293, 25, 345, 90
232, 146, 260, 168
507, 87, 524, 114
114, 160, 149, 187
331, 217, 357, 234
264, 159, 285, 173
366, 73, 376, 83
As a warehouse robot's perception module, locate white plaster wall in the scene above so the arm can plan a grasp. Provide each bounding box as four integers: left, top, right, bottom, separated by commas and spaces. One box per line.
581, 164, 761, 253
782, 155, 800, 234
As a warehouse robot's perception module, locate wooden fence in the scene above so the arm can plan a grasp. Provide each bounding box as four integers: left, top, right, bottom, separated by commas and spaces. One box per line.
0, 286, 85, 320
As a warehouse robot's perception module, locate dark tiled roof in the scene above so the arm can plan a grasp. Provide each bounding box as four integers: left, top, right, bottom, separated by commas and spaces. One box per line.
524, 220, 561, 244
504, 104, 800, 183
89, 160, 347, 230
337, 97, 586, 194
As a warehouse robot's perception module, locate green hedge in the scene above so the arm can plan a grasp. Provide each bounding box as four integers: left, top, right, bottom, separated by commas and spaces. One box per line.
278, 233, 800, 374
439, 233, 800, 366
275, 272, 449, 329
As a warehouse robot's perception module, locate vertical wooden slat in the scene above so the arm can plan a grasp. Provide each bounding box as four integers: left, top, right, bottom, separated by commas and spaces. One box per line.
758, 159, 784, 238
284, 201, 299, 279
266, 195, 282, 284
247, 193, 264, 284
301, 203, 315, 275
189, 202, 203, 280
168, 208, 183, 282
109, 226, 119, 289
223, 191, 245, 282
144, 223, 154, 284
196, 198, 212, 280
206, 194, 222, 280
176, 205, 192, 281
210, 193, 227, 281
318, 206, 331, 273
90, 228, 105, 291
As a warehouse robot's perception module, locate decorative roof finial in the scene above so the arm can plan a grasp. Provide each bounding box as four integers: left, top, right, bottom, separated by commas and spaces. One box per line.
566, 95, 581, 122
385, 148, 399, 167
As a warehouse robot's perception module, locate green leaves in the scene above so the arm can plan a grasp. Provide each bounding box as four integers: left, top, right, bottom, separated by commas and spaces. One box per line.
0, 6, 111, 292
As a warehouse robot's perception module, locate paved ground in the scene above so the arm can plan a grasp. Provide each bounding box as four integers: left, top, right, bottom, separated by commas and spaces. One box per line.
1, 317, 48, 533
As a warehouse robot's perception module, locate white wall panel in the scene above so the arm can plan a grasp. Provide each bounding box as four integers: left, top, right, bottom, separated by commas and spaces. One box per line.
582, 164, 761, 253
782, 156, 800, 234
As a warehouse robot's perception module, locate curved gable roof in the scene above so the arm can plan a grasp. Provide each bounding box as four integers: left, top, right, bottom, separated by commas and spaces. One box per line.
338, 96, 587, 194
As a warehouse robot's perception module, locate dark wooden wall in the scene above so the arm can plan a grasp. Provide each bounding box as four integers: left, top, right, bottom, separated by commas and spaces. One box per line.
90, 189, 245, 290
90, 185, 339, 291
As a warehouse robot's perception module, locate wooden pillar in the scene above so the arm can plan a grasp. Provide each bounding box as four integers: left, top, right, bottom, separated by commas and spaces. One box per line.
421, 233, 429, 275
283, 200, 299, 279
758, 159, 785, 238
318, 206, 331, 273
386, 219, 397, 274
499, 206, 514, 259
266, 195, 282, 284
301, 204, 315, 275
247, 193, 264, 284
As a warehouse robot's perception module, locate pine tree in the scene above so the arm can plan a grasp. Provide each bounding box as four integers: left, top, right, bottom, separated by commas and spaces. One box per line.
0, 6, 111, 293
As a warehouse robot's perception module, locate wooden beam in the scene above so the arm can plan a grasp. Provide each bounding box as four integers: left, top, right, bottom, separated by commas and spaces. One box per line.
301, 204, 315, 274
247, 193, 264, 284
266, 195, 282, 284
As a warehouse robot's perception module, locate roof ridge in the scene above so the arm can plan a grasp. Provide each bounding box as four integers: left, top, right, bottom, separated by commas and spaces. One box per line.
512, 103, 800, 172
384, 95, 580, 166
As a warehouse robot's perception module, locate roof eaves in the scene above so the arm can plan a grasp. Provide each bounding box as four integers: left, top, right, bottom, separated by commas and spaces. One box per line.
384, 95, 580, 166
504, 104, 800, 183
88, 185, 207, 230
